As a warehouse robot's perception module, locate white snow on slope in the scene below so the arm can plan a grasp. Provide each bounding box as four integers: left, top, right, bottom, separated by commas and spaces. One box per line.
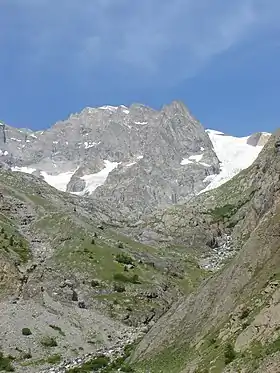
180, 153, 210, 167
84, 141, 97, 149
77, 160, 120, 195
180, 158, 193, 165
12, 166, 76, 192
40, 171, 76, 192
12, 166, 36, 174
199, 130, 266, 193
126, 162, 136, 167
99, 105, 118, 111
189, 154, 203, 162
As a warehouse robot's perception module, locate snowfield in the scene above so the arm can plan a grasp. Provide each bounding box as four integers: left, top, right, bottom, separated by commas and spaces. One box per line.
199, 129, 267, 193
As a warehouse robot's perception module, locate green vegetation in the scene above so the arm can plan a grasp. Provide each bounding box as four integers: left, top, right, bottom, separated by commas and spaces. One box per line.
209, 204, 238, 221
0, 225, 30, 262
113, 283, 126, 293
49, 324, 66, 336
0, 352, 14, 372
239, 308, 250, 320
66, 356, 110, 372
224, 343, 236, 365
22, 327, 32, 336
40, 336, 58, 347
265, 335, 280, 355
115, 253, 133, 265
113, 273, 140, 284
22, 351, 32, 360
47, 354, 61, 364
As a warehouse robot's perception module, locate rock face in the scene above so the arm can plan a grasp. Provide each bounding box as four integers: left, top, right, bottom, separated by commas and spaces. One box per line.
1, 103, 271, 221
0, 102, 221, 218
247, 131, 271, 147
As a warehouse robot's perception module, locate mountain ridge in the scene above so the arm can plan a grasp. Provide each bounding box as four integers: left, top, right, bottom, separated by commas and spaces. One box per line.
0, 102, 271, 222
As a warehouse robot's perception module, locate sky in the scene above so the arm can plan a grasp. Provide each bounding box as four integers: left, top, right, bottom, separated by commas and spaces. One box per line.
1, 0, 280, 136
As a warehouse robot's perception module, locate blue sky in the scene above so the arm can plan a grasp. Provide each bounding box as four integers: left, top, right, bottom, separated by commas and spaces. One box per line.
1, 0, 280, 136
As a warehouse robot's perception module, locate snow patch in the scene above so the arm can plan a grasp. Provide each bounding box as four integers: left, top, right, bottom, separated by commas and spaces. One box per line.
199, 162, 211, 167
135, 121, 148, 125
181, 153, 206, 166
123, 109, 129, 114
126, 162, 136, 167
200, 130, 265, 193
78, 160, 120, 195
40, 171, 76, 192
189, 154, 203, 162
11, 137, 21, 142
180, 158, 193, 165
12, 166, 36, 174
203, 175, 216, 183
136, 155, 143, 160
84, 141, 97, 149
99, 106, 118, 112
30, 134, 37, 138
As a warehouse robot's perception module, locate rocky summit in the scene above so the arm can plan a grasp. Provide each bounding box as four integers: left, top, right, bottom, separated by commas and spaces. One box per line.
0, 101, 279, 373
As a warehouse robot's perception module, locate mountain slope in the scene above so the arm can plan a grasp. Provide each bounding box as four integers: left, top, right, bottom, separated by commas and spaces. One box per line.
131, 130, 280, 373
0, 168, 211, 372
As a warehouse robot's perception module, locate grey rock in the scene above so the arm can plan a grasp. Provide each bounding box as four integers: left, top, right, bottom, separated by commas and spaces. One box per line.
2, 101, 220, 221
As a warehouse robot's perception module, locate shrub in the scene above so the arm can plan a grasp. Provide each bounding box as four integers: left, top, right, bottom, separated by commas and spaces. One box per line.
224, 343, 236, 365
91, 238, 95, 245
209, 338, 216, 345
40, 336, 57, 347
49, 324, 65, 336
240, 308, 250, 320
9, 236, 14, 246
47, 354, 61, 364
113, 273, 140, 284
91, 279, 100, 287
115, 253, 133, 265
131, 274, 140, 284
113, 283, 126, 293
242, 322, 249, 330
113, 273, 130, 282
22, 328, 32, 336
22, 350, 32, 359
0, 227, 4, 234
0, 352, 14, 372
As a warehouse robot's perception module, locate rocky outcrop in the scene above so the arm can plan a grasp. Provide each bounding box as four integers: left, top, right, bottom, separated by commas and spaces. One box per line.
247, 132, 271, 147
